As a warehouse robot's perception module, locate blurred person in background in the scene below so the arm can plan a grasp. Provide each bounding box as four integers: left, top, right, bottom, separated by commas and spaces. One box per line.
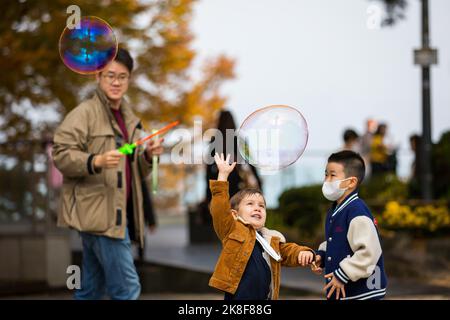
342, 128, 361, 153
370, 123, 397, 176
360, 119, 378, 178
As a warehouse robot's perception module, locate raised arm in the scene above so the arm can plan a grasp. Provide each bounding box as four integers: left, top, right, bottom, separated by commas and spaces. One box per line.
209, 153, 237, 240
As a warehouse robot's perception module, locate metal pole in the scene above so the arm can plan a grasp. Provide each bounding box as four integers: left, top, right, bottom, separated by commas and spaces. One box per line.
420, 0, 433, 200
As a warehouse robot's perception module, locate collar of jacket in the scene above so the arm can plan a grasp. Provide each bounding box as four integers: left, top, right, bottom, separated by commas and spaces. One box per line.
94, 86, 141, 136
330, 188, 359, 217
232, 213, 286, 244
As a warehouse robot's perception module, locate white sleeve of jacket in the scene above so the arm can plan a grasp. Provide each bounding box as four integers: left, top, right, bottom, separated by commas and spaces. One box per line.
334, 216, 382, 284
316, 241, 327, 267
318, 241, 327, 252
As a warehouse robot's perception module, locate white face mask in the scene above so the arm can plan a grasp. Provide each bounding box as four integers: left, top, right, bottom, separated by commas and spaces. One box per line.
322, 178, 352, 201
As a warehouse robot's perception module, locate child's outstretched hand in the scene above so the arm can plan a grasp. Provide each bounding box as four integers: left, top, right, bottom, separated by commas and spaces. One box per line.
214, 153, 237, 181
324, 273, 346, 300
298, 251, 314, 267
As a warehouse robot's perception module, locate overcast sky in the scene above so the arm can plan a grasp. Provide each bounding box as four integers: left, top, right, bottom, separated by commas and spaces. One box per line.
191, 0, 450, 152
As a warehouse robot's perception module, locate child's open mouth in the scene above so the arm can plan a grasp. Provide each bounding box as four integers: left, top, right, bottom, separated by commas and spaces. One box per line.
251, 213, 262, 220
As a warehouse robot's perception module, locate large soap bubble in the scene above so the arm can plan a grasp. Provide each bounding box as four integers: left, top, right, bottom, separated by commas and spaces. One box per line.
59, 16, 118, 74
237, 105, 308, 171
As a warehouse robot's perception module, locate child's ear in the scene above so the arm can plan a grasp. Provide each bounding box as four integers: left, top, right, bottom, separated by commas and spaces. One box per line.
230, 209, 238, 216
351, 177, 359, 188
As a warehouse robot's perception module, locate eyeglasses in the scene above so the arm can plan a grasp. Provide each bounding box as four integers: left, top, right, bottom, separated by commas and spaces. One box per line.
102, 73, 130, 85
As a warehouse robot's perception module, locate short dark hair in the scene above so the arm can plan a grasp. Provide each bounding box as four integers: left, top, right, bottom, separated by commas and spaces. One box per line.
328, 150, 365, 186
230, 188, 265, 211
410, 134, 421, 144
375, 123, 387, 135
114, 47, 134, 73
343, 129, 359, 143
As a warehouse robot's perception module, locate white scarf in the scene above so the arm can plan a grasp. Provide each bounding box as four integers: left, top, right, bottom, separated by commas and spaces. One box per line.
255, 231, 281, 262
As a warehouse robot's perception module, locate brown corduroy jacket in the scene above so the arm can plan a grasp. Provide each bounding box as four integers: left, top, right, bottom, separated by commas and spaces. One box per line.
208, 180, 315, 299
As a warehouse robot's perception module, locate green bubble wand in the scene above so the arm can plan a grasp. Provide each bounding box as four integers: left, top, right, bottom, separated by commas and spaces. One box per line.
118, 121, 179, 155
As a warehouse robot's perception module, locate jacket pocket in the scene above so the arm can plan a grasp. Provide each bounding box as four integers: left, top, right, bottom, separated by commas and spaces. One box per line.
75, 185, 112, 232
88, 132, 114, 154
223, 232, 246, 254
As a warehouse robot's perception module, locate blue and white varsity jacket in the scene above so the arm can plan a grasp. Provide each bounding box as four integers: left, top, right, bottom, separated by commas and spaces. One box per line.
316, 190, 388, 300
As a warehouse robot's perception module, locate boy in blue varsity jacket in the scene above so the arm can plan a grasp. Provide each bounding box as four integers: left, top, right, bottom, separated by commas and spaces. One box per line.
311, 150, 387, 300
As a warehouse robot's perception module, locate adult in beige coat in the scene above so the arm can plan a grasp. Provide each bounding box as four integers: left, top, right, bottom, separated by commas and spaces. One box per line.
53, 48, 163, 300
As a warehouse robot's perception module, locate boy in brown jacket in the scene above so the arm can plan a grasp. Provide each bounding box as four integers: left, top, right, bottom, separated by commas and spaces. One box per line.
209, 153, 315, 300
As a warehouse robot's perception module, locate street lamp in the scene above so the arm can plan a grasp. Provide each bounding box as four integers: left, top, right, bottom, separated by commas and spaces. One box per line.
413, 0, 437, 201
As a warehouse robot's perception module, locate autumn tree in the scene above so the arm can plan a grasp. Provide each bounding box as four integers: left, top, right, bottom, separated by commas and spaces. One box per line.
0, 0, 235, 147
0, 0, 235, 221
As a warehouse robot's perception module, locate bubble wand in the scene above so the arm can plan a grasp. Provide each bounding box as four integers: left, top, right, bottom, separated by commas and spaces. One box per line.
118, 121, 179, 155
151, 129, 158, 194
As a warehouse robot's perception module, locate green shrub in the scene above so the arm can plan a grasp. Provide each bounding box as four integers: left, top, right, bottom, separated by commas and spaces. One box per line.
432, 131, 450, 200
359, 173, 408, 203
274, 185, 327, 238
